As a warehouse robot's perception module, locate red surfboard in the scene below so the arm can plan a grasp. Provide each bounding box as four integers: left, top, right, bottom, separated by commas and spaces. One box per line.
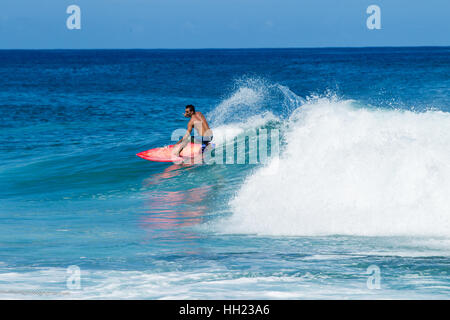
136, 143, 203, 163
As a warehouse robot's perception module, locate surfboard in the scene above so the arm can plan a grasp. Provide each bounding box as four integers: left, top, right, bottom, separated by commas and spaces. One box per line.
136, 143, 203, 162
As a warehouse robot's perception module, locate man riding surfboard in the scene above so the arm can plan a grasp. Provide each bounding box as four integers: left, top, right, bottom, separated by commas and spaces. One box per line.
172, 105, 213, 157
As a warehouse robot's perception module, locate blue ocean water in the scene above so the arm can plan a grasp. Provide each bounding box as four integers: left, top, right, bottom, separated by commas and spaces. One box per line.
0, 48, 449, 299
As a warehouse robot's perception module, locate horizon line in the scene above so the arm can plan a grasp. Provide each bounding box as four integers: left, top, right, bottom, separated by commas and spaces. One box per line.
0, 45, 449, 51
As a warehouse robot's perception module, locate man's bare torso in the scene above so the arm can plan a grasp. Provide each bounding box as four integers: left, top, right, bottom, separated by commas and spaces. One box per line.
190, 112, 212, 137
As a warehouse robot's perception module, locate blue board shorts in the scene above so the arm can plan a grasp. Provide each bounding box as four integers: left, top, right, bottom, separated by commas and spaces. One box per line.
191, 135, 213, 152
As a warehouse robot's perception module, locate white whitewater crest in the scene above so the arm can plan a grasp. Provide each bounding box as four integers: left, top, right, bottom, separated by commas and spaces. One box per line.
219, 96, 450, 237
209, 86, 265, 127
206, 78, 302, 146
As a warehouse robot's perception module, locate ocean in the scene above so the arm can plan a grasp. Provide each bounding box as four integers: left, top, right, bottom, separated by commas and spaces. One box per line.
0, 47, 449, 299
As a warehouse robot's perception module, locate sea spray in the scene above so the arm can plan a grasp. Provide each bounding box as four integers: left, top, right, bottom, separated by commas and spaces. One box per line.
220, 98, 450, 236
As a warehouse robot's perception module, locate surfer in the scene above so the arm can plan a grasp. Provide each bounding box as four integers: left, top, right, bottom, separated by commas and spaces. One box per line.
172, 105, 213, 156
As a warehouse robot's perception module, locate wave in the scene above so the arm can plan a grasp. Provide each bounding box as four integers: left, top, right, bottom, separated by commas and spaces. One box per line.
204, 77, 302, 164
214, 92, 450, 237
1, 265, 445, 299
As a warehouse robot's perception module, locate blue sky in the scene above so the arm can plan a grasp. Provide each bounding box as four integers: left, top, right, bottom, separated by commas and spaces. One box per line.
0, 0, 448, 49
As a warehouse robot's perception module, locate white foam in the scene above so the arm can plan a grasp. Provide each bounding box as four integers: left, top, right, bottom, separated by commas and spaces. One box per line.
220, 98, 450, 237
208, 86, 266, 127
0, 267, 443, 299
207, 77, 300, 129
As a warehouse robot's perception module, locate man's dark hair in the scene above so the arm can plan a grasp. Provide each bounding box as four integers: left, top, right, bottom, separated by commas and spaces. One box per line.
185, 105, 195, 113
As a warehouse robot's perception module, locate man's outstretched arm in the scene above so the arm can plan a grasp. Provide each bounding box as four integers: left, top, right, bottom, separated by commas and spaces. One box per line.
175, 120, 193, 145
